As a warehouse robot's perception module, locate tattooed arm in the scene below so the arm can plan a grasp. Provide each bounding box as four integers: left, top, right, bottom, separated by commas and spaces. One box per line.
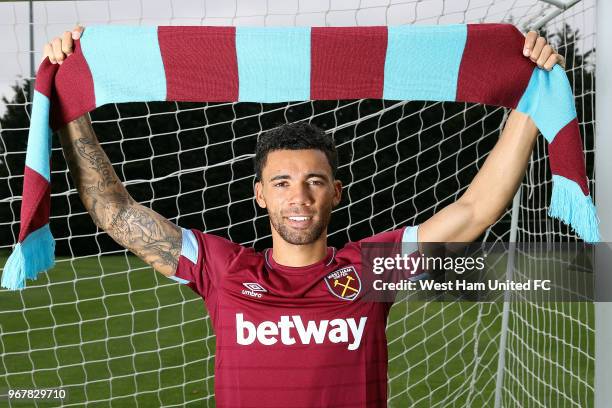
58, 115, 182, 277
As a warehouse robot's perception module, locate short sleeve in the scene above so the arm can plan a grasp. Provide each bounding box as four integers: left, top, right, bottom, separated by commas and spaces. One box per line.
401, 225, 420, 257
356, 225, 424, 303
400, 224, 429, 280
359, 225, 419, 250
358, 224, 422, 280
168, 228, 243, 298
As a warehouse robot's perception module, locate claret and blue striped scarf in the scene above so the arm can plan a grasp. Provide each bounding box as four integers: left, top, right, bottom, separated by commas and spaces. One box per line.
1, 23, 599, 290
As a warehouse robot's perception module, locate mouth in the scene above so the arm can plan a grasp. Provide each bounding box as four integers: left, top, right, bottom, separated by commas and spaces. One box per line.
284, 215, 314, 229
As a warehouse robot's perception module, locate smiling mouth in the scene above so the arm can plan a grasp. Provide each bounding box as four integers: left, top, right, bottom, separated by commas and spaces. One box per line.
284, 215, 314, 229
287, 216, 312, 221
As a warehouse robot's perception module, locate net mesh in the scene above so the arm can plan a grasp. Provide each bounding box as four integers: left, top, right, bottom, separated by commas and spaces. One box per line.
0, 0, 596, 407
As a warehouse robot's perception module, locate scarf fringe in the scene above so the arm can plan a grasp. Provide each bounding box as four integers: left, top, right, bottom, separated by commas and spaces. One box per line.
1, 224, 55, 290
548, 175, 600, 243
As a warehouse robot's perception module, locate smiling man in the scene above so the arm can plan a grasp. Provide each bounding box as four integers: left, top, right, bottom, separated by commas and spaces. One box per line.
46, 26, 565, 407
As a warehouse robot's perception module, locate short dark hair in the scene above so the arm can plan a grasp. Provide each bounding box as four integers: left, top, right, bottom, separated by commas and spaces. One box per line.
254, 123, 338, 181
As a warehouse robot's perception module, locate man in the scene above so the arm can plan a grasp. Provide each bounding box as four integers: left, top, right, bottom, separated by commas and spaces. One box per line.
45, 26, 565, 407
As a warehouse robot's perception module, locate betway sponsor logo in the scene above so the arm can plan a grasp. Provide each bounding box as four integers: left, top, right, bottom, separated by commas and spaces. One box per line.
236, 313, 367, 351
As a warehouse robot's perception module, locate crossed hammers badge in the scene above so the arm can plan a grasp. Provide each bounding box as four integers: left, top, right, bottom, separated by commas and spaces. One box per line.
324, 266, 361, 301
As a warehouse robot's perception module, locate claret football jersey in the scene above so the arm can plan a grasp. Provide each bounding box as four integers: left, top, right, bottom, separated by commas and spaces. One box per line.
170, 225, 419, 408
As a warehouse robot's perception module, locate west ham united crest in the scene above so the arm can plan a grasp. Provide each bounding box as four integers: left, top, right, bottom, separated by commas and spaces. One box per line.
324, 266, 361, 301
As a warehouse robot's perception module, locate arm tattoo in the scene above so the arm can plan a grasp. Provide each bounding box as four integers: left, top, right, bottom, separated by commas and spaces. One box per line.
108, 206, 182, 272
59, 115, 182, 275
74, 135, 117, 193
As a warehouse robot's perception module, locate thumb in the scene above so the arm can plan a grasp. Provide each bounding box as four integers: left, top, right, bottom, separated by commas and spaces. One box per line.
71, 25, 84, 40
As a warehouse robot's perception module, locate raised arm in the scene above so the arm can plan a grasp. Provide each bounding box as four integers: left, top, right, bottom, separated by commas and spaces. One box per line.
46, 26, 181, 277
418, 110, 538, 242
418, 31, 566, 243
58, 115, 182, 277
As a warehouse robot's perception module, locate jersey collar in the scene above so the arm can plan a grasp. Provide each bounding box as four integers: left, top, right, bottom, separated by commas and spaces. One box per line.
264, 247, 336, 275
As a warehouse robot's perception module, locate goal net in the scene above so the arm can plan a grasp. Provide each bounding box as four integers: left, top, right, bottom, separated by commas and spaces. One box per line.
0, 0, 596, 407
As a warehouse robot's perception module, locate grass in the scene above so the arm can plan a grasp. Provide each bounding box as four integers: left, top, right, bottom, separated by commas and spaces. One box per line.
0, 255, 594, 407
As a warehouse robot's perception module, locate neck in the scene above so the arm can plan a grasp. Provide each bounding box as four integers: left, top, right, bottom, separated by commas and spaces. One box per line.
270, 230, 328, 267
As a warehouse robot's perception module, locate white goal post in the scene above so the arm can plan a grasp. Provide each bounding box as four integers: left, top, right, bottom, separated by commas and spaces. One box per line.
594, 1, 612, 407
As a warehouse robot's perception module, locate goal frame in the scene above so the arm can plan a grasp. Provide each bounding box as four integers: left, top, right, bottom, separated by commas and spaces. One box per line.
594, 0, 612, 407
0, 1, 603, 406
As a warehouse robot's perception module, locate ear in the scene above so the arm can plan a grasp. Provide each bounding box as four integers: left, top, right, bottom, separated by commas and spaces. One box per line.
255, 181, 267, 208
332, 179, 342, 207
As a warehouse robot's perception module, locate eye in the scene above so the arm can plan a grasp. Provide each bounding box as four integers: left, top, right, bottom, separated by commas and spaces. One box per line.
273, 181, 288, 188
308, 179, 324, 186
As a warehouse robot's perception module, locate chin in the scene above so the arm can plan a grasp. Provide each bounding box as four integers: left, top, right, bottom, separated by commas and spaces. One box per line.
276, 224, 325, 246
282, 232, 320, 246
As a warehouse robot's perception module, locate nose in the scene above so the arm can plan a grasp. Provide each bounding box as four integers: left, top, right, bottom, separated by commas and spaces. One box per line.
289, 182, 313, 206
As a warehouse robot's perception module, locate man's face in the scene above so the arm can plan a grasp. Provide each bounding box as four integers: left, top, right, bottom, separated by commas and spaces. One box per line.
255, 149, 342, 246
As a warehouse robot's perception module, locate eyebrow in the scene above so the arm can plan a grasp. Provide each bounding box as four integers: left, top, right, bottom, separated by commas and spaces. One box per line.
268, 173, 330, 182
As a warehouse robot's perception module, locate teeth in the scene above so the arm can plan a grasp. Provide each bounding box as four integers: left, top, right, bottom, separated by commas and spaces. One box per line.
289, 216, 311, 221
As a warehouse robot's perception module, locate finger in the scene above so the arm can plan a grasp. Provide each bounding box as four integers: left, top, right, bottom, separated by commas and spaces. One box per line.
536, 45, 554, 68
51, 37, 65, 64
72, 25, 83, 40
542, 55, 556, 71
47, 41, 58, 64
544, 54, 565, 71
42, 42, 53, 63
61, 31, 73, 56
529, 37, 547, 62
523, 30, 538, 56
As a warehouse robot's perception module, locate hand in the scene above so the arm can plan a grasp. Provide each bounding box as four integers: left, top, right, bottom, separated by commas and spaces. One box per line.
523, 30, 566, 71
42, 25, 84, 65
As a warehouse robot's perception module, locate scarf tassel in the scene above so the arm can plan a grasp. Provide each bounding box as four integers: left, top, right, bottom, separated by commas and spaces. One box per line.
548, 175, 600, 243
1, 224, 55, 290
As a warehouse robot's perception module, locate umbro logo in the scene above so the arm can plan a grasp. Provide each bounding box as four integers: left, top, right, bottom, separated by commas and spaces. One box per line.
243, 282, 267, 292
242, 282, 267, 298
